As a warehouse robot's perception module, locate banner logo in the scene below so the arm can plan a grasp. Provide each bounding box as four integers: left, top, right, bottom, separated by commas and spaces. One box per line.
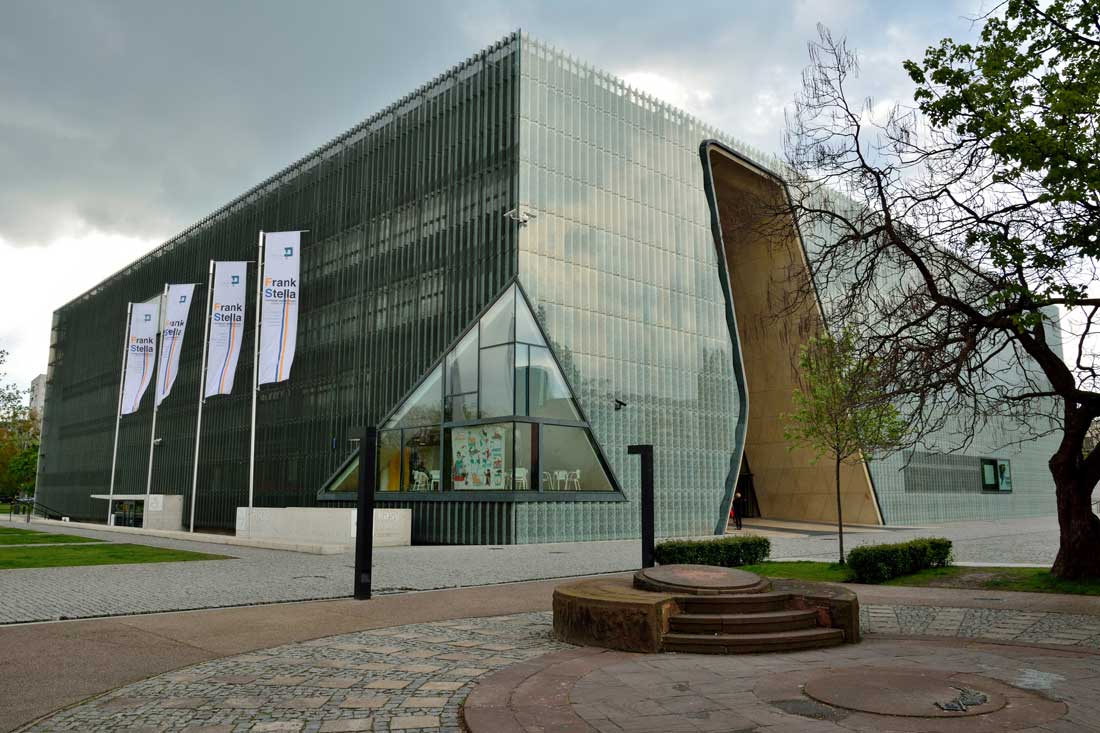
154, 283, 195, 407
204, 262, 248, 398
120, 302, 160, 415
258, 232, 301, 385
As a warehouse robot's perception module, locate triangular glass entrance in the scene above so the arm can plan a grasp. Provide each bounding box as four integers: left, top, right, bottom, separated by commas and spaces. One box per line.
320, 282, 619, 496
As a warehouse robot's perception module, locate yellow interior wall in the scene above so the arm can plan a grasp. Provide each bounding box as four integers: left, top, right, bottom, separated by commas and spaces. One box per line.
709, 148, 881, 525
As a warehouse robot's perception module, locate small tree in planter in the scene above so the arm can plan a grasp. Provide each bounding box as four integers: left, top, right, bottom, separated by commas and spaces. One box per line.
784, 330, 907, 563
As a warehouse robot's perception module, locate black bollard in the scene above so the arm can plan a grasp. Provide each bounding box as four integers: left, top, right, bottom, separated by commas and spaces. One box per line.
627, 444, 654, 569
354, 427, 378, 600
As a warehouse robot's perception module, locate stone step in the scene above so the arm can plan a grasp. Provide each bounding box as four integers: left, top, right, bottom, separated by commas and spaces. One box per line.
662, 627, 845, 654
669, 609, 819, 634
677, 591, 793, 615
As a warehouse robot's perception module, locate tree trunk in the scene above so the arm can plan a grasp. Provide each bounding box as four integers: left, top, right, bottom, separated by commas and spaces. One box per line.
1050, 438, 1100, 579
835, 456, 845, 565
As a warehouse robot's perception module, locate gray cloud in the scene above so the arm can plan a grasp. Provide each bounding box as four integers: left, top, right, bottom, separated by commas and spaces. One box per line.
0, 0, 982, 248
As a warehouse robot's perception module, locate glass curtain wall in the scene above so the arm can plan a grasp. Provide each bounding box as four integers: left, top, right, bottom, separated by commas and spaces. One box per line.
375, 282, 617, 494
37, 34, 521, 528
514, 35, 745, 540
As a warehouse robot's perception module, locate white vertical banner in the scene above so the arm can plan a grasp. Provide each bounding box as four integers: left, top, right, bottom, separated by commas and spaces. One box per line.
120, 302, 160, 415
154, 284, 195, 406
258, 231, 300, 385
204, 262, 248, 398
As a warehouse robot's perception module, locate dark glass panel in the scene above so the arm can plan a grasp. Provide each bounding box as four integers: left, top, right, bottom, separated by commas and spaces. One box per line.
515, 290, 546, 345
402, 426, 442, 491
386, 365, 442, 428
378, 430, 403, 492
479, 344, 515, 419
540, 425, 614, 491
480, 284, 516, 347
514, 345, 529, 415
528, 346, 580, 420
445, 392, 478, 422
446, 330, 479, 395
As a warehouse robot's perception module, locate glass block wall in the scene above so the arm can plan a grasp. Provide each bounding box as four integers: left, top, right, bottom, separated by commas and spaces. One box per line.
513, 36, 746, 540
36, 35, 521, 529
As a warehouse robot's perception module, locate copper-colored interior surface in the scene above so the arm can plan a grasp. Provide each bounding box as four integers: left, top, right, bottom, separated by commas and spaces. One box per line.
709, 147, 880, 525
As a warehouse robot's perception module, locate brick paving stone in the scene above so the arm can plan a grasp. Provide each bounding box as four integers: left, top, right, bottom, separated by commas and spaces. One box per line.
318, 721, 374, 732
389, 715, 440, 729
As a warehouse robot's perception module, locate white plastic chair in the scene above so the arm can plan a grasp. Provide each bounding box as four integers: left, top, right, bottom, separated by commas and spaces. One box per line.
515, 467, 529, 490
430, 470, 440, 491
565, 470, 581, 491
542, 470, 556, 491
412, 471, 430, 491
554, 470, 570, 491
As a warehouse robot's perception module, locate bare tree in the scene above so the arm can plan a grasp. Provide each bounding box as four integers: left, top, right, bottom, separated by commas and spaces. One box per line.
782, 3, 1100, 579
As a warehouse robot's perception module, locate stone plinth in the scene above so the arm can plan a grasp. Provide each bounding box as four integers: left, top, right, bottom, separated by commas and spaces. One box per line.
633, 564, 771, 595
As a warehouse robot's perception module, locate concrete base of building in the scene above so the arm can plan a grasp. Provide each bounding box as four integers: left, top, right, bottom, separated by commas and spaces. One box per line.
27, 517, 350, 555
235, 507, 411, 548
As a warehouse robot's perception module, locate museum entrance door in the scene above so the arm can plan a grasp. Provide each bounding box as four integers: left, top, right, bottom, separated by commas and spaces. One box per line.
736, 458, 760, 519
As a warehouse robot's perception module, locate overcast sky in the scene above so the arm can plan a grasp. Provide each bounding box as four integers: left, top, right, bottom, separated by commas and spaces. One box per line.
0, 0, 988, 389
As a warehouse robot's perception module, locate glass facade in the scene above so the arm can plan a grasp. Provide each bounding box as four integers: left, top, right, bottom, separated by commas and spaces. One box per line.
370, 282, 618, 496
36, 31, 1057, 539
37, 35, 522, 529
512, 36, 742, 541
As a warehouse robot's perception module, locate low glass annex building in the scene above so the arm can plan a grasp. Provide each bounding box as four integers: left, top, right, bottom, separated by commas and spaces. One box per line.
36, 33, 1058, 543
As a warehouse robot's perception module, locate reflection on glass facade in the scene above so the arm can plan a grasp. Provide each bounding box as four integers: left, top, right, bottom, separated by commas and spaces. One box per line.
369, 282, 619, 497
38, 31, 1050, 542
37, 34, 522, 529
514, 36, 741, 541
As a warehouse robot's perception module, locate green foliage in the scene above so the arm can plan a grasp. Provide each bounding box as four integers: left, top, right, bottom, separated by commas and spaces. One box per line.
0, 348, 38, 494
783, 330, 908, 465
654, 535, 771, 567
903, 0, 1100, 306
847, 538, 953, 584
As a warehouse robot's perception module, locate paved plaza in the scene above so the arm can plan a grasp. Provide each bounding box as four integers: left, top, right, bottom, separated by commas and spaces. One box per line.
19, 603, 1100, 732
0, 515, 1061, 624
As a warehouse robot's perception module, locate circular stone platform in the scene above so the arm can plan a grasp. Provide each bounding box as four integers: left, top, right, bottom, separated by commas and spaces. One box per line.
803, 669, 1006, 717
632, 563, 771, 595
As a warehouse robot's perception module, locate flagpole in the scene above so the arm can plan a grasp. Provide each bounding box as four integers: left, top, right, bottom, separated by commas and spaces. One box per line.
248, 231, 265, 511
107, 303, 133, 523
190, 262, 215, 532
144, 285, 168, 500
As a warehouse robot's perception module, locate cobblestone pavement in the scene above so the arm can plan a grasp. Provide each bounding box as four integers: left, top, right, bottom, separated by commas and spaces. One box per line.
23, 613, 571, 732
860, 603, 1100, 647
0, 516, 1061, 623
21, 603, 1100, 732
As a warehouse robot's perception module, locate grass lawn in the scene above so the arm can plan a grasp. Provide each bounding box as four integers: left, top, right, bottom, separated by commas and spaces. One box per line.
0, 526, 102, 546
744, 560, 1100, 596
743, 561, 853, 583
0, 543, 231, 570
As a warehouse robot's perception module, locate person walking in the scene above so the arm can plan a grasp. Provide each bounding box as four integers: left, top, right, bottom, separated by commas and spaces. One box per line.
729, 491, 743, 530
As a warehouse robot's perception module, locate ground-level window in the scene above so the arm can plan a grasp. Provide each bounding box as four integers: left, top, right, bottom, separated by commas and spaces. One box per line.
981, 458, 1012, 492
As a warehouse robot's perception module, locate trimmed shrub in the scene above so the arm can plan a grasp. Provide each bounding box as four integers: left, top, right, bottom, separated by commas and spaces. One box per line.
654, 536, 771, 567
847, 537, 953, 584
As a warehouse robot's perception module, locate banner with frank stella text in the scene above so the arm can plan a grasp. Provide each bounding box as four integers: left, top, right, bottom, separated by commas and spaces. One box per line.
154, 284, 195, 406
120, 301, 160, 415
204, 262, 248, 398
258, 231, 300, 385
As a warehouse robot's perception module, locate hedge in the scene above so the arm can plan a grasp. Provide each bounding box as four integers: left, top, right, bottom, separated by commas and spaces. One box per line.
846, 538, 953, 584
654, 535, 771, 567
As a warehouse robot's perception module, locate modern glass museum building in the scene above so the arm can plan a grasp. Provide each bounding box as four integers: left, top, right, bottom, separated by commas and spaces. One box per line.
35, 33, 1058, 543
